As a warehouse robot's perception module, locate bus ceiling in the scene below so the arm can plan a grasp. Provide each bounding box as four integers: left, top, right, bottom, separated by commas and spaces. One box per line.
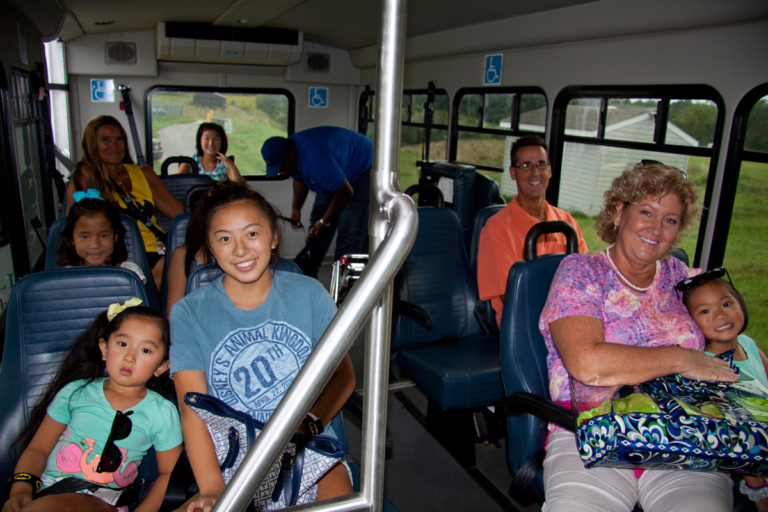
6, 0, 768, 66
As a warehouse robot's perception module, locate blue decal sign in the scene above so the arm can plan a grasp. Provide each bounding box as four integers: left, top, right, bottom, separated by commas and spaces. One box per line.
308, 87, 328, 108
90, 79, 115, 102
484, 54, 503, 86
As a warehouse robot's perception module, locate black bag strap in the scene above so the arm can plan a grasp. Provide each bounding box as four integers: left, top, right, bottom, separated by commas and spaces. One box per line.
496, 391, 576, 433
271, 435, 307, 507
109, 176, 168, 246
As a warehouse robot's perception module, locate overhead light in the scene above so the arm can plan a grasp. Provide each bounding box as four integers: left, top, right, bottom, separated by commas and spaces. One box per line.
238, 19, 249, 24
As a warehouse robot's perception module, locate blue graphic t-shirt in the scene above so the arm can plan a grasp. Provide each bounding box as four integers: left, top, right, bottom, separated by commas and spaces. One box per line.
170, 271, 337, 425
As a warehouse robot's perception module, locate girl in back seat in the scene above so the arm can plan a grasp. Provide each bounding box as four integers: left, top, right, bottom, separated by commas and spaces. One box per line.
57, 190, 146, 284
169, 181, 355, 511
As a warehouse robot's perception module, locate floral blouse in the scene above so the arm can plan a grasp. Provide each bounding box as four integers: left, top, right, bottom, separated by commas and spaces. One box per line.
539, 251, 704, 404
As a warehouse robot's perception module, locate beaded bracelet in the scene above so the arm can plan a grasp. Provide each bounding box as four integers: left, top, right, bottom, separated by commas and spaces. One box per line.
740, 478, 768, 502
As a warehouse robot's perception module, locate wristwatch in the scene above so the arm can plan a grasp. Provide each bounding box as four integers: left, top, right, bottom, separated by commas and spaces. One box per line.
319, 218, 331, 227
303, 412, 324, 435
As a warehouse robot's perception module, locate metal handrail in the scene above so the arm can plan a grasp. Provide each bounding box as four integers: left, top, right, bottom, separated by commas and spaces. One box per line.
211, 0, 413, 510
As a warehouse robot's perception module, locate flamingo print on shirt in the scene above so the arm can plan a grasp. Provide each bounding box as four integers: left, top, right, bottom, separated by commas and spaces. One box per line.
54, 428, 137, 487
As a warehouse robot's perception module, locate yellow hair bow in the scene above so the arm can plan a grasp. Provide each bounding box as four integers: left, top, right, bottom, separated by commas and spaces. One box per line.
106, 297, 143, 321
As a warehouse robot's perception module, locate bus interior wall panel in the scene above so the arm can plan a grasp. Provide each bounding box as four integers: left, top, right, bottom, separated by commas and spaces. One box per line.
348, 0, 768, 68
364, 19, 768, 108
65, 30, 158, 77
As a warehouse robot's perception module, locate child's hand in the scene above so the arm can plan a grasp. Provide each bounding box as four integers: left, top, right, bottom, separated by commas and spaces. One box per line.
185, 494, 219, 512
2, 491, 33, 512
686, 267, 703, 278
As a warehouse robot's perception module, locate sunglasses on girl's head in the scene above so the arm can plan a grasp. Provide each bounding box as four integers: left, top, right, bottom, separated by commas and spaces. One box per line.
96, 410, 133, 473
674, 267, 732, 292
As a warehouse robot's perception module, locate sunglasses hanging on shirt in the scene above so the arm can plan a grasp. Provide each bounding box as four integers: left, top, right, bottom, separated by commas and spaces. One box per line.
96, 410, 133, 473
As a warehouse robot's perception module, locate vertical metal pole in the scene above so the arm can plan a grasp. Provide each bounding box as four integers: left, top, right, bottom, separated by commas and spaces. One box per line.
364, 0, 408, 510
209, 0, 412, 510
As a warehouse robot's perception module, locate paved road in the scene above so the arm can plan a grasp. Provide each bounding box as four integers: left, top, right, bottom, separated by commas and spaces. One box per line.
157, 120, 202, 170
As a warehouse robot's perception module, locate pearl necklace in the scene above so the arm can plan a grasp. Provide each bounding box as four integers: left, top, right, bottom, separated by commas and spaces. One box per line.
604, 245, 659, 293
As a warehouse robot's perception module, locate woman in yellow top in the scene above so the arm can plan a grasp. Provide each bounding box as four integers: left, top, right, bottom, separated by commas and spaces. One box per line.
66, 115, 183, 289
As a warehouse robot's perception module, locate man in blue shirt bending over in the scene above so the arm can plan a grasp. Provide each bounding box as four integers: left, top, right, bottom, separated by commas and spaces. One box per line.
262, 126, 373, 278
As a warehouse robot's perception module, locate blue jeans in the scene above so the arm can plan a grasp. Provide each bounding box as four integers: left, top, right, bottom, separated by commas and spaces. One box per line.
302, 170, 370, 278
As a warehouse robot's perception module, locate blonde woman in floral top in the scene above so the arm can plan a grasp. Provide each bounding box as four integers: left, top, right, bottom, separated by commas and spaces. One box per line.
538, 163, 738, 512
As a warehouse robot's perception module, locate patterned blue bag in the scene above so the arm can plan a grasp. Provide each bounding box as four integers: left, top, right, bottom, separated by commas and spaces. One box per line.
575, 350, 768, 473
184, 392, 346, 510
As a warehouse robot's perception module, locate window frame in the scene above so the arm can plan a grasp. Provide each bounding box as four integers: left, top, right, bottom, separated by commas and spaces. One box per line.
548, 85, 726, 266
357, 86, 450, 132
144, 85, 296, 177
448, 86, 548, 172
4, 66, 57, 274
709, 82, 768, 266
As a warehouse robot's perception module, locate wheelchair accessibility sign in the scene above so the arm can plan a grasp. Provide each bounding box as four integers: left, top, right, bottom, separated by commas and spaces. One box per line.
484, 54, 503, 86
90, 79, 115, 102
308, 87, 328, 108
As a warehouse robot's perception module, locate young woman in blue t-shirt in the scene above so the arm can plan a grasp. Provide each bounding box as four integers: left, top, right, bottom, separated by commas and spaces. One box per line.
169, 181, 354, 512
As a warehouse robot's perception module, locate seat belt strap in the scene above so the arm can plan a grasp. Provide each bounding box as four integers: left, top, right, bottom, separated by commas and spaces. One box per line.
118, 84, 149, 167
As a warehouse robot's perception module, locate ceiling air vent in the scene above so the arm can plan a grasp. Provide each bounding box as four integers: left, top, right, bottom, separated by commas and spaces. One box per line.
105, 42, 137, 64
305, 52, 330, 73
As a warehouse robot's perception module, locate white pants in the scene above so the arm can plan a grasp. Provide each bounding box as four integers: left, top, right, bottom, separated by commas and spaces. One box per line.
542, 431, 733, 512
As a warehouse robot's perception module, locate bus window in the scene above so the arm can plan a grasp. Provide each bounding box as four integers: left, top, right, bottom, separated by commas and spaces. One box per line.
666, 99, 719, 148
719, 87, 768, 342
9, 68, 48, 272
358, 87, 450, 191
550, 86, 725, 264
603, 98, 660, 144
147, 87, 294, 177
43, 40, 73, 182
450, 87, 547, 199
401, 90, 449, 190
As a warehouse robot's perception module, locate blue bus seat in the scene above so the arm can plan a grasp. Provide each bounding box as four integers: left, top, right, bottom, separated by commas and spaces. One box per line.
500, 253, 566, 502
474, 172, 505, 211
45, 214, 160, 310
157, 174, 213, 230
392, 207, 504, 467
160, 213, 192, 314
160, 156, 199, 176
185, 259, 302, 295
419, 162, 477, 252
0, 267, 149, 489
469, 205, 505, 336
499, 225, 671, 503
184, 184, 214, 213
670, 247, 689, 267
404, 183, 444, 208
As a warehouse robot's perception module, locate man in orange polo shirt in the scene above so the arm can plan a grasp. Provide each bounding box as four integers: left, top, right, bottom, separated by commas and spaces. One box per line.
477, 135, 588, 329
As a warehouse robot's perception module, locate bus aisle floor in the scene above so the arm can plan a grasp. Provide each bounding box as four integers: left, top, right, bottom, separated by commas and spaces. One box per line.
317, 261, 539, 511
342, 384, 540, 512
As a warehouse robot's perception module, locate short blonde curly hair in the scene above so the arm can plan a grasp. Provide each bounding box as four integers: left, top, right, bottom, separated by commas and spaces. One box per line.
595, 163, 699, 245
